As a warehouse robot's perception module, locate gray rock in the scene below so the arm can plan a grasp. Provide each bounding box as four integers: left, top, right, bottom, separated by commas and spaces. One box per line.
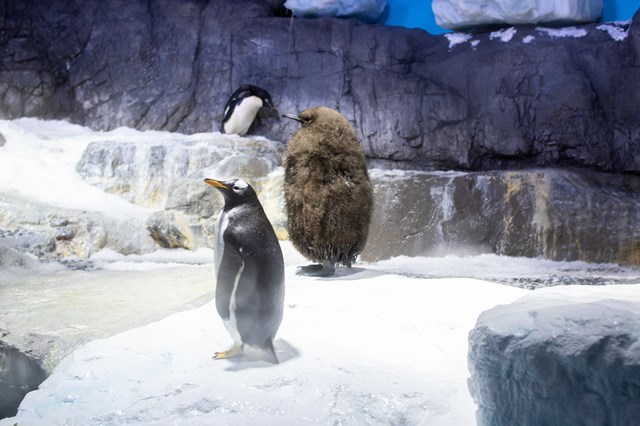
468, 287, 640, 426
0, 194, 154, 260
1, 1, 639, 173
0, 342, 47, 419
0, 228, 56, 259
0, 242, 43, 272
76, 134, 283, 209
362, 168, 640, 265
146, 210, 195, 250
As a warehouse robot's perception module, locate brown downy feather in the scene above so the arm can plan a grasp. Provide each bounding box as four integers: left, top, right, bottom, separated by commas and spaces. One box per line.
283, 107, 373, 267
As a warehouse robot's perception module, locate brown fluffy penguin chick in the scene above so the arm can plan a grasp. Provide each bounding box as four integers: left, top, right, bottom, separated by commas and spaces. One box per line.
282, 107, 373, 277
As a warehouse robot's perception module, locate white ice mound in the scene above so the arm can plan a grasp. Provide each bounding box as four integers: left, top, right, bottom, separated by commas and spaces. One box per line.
432, 0, 603, 30
284, 0, 387, 23
468, 285, 640, 426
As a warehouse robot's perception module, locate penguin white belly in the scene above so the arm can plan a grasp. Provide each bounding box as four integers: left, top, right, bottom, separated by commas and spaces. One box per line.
214, 210, 228, 276
223, 96, 263, 136
223, 261, 244, 345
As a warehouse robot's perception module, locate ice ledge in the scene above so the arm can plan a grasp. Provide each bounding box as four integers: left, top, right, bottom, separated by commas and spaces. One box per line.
433, 0, 603, 30
468, 285, 640, 426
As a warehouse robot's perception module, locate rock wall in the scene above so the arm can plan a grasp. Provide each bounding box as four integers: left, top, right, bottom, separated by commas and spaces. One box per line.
363, 168, 640, 264
1, 0, 640, 172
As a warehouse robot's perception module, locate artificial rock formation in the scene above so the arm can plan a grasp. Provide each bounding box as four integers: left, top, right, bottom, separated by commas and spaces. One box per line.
1, 0, 640, 174
468, 286, 640, 426
432, 0, 603, 30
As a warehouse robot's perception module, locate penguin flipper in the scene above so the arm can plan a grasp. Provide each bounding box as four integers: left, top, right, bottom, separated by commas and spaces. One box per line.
215, 248, 244, 320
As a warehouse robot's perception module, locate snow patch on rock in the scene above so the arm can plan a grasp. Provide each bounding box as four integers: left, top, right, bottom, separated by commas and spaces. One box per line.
596, 23, 630, 41
444, 32, 474, 49
490, 27, 517, 42
536, 26, 588, 38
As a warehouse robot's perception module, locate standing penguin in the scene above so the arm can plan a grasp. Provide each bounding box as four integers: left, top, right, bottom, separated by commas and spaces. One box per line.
282, 107, 373, 277
204, 177, 285, 364
221, 85, 277, 136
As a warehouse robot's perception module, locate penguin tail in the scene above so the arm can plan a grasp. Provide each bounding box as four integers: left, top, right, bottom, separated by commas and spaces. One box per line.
262, 341, 280, 364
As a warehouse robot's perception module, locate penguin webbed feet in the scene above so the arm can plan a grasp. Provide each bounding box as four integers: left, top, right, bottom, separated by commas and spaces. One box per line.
213, 342, 280, 364
213, 344, 244, 360
296, 261, 336, 277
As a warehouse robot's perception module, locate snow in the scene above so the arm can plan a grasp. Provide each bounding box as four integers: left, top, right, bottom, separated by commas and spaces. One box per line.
0, 119, 153, 217
490, 27, 517, 42
433, 0, 603, 30
1, 257, 527, 426
596, 23, 630, 41
536, 26, 588, 38
444, 32, 473, 49
523, 35, 535, 43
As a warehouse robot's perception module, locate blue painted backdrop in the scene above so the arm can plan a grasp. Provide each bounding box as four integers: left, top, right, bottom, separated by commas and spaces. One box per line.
382, 0, 640, 34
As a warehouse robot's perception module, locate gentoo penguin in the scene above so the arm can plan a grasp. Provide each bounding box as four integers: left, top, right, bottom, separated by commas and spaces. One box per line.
204, 177, 285, 363
282, 107, 373, 277
220, 85, 277, 136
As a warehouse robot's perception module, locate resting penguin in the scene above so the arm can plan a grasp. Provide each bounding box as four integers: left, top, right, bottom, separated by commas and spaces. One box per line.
204, 177, 285, 364
221, 85, 277, 136
282, 106, 373, 277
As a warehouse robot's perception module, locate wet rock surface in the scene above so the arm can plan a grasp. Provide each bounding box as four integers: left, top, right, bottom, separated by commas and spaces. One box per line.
1, 1, 639, 172
363, 168, 640, 265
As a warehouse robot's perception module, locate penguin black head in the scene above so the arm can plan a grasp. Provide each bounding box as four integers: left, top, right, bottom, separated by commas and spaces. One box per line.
221, 85, 278, 136
204, 178, 259, 209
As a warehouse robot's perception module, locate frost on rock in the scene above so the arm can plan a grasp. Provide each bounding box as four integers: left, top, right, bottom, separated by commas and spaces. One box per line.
490, 27, 517, 42
536, 26, 588, 38
433, 0, 603, 30
596, 22, 631, 41
284, 0, 387, 22
444, 32, 474, 49
468, 285, 640, 426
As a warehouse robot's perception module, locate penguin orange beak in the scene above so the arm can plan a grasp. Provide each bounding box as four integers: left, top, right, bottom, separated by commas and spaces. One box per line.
282, 113, 303, 123
204, 178, 228, 190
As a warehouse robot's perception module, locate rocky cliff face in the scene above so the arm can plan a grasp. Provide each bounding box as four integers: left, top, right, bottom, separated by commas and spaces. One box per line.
1, 0, 640, 172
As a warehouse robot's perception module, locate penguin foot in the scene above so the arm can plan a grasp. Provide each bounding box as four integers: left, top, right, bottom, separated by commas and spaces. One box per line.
296, 261, 336, 277
213, 344, 243, 360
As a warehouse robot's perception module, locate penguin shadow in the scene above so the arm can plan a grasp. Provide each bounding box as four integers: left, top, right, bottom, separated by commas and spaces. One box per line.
315, 267, 388, 281
222, 339, 300, 372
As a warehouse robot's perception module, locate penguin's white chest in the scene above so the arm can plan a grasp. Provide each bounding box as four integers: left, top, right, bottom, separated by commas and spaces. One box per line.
214, 210, 228, 276
223, 96, 263, 136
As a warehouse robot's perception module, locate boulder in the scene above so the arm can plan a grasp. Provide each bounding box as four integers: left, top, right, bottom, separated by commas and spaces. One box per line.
146, 210, 195, 250
468, 285, 640, 426
0, 194, 155, 260
432, 0, 603, 30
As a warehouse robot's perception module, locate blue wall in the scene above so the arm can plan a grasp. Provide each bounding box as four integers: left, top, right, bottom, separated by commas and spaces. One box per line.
382, 0, 640, 35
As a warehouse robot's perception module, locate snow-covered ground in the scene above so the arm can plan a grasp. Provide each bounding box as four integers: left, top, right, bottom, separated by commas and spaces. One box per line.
1, 248, 526, 425
4, 248, 640, 425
